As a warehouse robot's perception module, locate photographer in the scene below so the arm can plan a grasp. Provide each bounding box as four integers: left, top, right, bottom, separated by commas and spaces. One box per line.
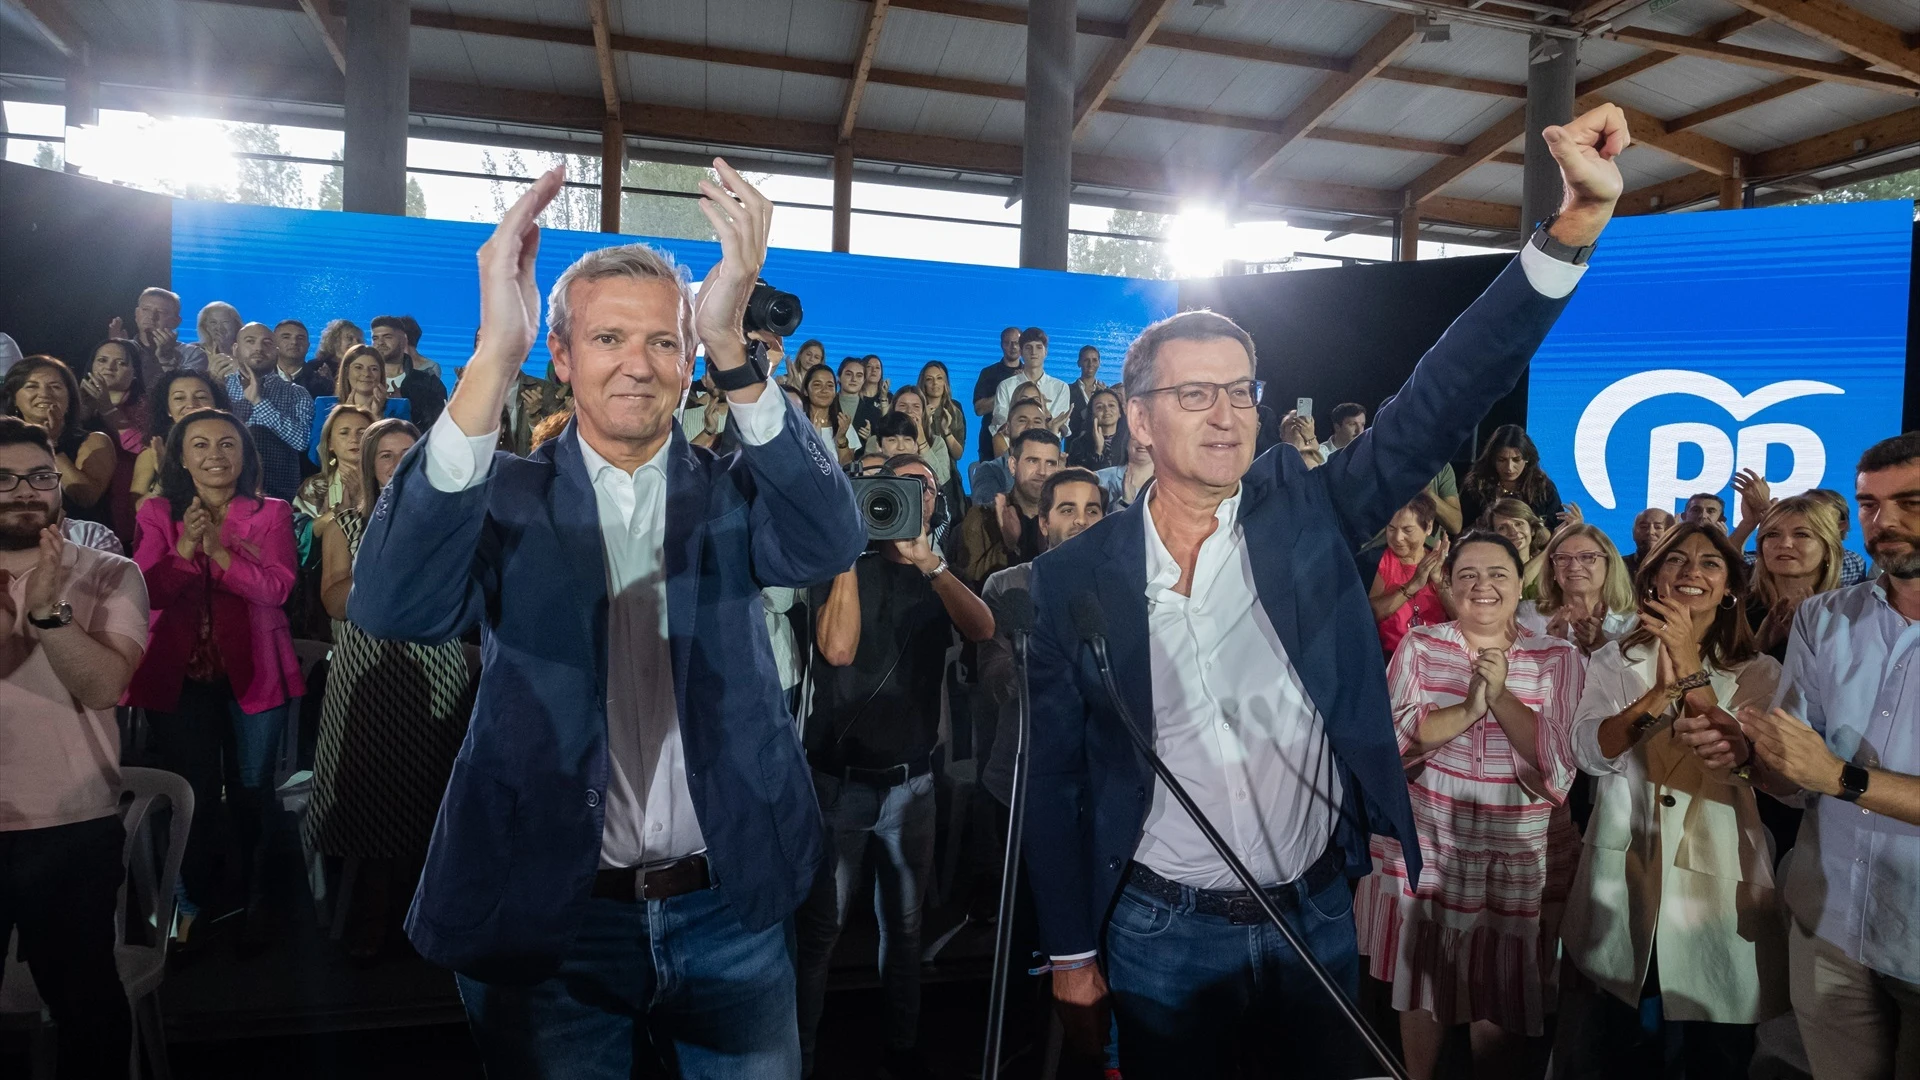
796, 453, 994, 1078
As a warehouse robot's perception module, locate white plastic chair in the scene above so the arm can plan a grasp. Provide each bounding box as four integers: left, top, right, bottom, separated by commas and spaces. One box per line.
0, 766, 194, 1080
284, 639, 330, 920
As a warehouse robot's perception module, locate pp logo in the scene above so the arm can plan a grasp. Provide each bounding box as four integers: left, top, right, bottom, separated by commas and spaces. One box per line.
1572, 370, 1843, 522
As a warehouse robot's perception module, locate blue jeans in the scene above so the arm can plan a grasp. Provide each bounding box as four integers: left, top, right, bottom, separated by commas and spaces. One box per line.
457, 886, 800, 1080
794, 770, 938, 1074
1104, 867, 1370, 1079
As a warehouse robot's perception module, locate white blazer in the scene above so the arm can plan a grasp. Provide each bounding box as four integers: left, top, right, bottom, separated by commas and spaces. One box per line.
1559, 640, 1789, 1024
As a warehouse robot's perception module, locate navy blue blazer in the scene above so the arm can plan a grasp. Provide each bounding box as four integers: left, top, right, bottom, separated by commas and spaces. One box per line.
348, 401, 865, 982
1022, 256, 1576, 957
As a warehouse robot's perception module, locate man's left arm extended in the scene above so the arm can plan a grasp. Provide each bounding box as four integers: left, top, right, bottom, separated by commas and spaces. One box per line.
1320, 104, 1627, 546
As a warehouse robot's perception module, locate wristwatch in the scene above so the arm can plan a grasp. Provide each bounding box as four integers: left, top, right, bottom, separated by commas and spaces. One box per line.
1836, 763, 1871, 803
708, 340, 771, 393
1531, 212, 1597, 266
27, 601, 73, 630
1629, 711, 1662, 738
922, 558, 949, 581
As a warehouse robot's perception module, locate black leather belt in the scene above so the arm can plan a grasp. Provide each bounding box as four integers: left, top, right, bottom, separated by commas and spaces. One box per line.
592, 854, 711, 902
1125, 847, 1344, 926
811, 754, 934, 789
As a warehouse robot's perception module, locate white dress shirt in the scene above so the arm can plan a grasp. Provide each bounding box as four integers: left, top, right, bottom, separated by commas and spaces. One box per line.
1134, 489, 1345, 891
990, 370, 1071, 431
422, 379, 790, 869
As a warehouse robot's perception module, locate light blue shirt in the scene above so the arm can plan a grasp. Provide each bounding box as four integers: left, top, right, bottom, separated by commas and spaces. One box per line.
1778, 577, 1920, 981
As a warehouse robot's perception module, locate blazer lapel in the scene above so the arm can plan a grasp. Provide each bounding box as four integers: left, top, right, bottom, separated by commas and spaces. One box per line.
1235, 465, 1309, 689
1095, 500, 1154, 742
552, 423, 614, 694
662, 422, 705, 715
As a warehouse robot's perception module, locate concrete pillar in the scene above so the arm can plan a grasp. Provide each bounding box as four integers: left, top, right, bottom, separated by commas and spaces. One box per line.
1021, 0, 1074, 271
601, 118, 624, 233
831, 142, 853, 253
1521, 33, 1576, 234
343, 0, 411, 215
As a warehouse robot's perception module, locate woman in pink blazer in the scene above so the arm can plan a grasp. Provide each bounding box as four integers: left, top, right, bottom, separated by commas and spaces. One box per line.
129, 408, 304, 954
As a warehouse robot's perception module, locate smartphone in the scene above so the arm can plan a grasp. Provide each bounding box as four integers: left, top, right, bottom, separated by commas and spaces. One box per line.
1296, 396, 1313, 419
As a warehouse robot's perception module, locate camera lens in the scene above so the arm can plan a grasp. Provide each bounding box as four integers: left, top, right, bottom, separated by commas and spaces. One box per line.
864, 489, 899, 526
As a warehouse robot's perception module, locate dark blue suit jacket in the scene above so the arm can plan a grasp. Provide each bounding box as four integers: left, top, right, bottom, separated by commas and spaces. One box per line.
1022, 257, 1576, 957
348, 402, 865, 983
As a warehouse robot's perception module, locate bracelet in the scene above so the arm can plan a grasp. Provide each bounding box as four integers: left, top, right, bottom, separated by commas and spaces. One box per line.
923, 558, 948, 581
1032, 955, 1100, 976
1667, 670, 1711, 702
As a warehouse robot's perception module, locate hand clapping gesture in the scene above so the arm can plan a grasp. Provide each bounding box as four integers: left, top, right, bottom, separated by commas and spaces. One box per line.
22, 526, 67, 620
1410, 533, 1450, 590
1734, 468, 1772, 526
1641, 594, 1704, 677
178, 497, 214, 560
692, 160, 774, 378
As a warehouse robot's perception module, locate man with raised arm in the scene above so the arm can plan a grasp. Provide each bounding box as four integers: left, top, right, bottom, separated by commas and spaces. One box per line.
349, 163, 865, 1079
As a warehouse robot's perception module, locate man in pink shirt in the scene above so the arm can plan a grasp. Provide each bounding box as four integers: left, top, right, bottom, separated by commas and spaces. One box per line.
0, 415, 149, 1079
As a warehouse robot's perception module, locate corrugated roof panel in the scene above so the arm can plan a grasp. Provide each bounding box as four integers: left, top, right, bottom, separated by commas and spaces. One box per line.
409, 29, 484, 87
1270, 140, 1430, 188
928, 13, 1026, 83
973, 98, 1026, 144
1387, 23, 1523, 84
1321, 78, 1514, 145
1119, 47, 1316, 118
1438, 160, 1521, 203
703, 0, 805, 56
772, 70, 846, 123
1578, 37, 1654, 77
1696, 84, 1917, 153
774, 0, 865, 59
624, 53, 716, 111
1723, 19, 1855, 64
1839, 0, 1920, 30
1618, 0, 1749, 37
1611, 53, 1777, 122
626, 0, 707, 43
1164, 0, 1384, 56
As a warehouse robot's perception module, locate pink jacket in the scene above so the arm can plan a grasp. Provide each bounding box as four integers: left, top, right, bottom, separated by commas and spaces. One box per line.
127, 495, 306, 715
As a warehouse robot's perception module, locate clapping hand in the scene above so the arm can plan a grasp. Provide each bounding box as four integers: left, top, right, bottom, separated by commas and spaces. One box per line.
1562, 502, 1584, 524
233, 360, 260, 403
1675, 702, 1749, 771
994, 492, 1024, 552
1734, 468, 1772, 526
108, 316, 128, 341
518, 384, 543, 417
178, 497, 214, 560
692, 160, 773, 376
21, 526, 66, 621
1641, 594, 1704, 676
1474, 647, 1508, 702
1411, 533, 1450, 589
473, 166, 564, 375
1743, 706, 1844, 795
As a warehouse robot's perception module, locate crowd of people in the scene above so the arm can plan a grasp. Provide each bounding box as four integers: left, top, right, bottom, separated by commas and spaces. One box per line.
2, 130, 1917, 1080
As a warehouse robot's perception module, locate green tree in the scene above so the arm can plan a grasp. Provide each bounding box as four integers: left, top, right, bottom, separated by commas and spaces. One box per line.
32, 142, 60, 170
318, 154, 343, 211
406, 176, 427, 218
1791, 167, 1920, 219
1070, 207, 1175, 279
229, 123, 309, 208
620, 159, 717, 241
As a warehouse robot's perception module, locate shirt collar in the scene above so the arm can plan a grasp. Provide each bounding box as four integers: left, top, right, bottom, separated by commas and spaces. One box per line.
577, 429, 672, 485
1141, 485, 1241, 595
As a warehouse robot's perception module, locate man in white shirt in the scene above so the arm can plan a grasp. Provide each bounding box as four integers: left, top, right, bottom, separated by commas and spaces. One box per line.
1019, 104, 1629, 1076
992, 327, 1072, 436
348, 163, 865, 1079
1317, 401, 1367, 458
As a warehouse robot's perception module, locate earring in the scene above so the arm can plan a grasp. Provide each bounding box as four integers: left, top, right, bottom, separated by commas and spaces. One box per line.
1720, 594, 1737, 611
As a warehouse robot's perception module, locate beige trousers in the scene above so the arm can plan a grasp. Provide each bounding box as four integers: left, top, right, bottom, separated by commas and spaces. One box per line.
1789, 918, 1920, 1080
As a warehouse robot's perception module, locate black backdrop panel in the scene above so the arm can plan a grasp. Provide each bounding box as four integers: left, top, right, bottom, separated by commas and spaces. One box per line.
1178, 253, 1519, 463
0, 161, 174, 368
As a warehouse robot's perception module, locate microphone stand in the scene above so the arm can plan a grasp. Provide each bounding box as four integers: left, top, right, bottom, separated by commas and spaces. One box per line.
980, 628, 1030, 1080
1084, 633, 1410, 1080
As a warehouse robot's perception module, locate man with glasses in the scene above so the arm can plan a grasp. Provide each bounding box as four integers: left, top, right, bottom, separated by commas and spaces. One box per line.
0, 416, 150, 1079
1020, 103, 1630, 1075
795, 453, 995, 1079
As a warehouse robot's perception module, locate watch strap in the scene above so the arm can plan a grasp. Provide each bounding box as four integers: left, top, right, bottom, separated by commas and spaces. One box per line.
707, 340, 771, 393
1532, 213, 1596, 266
27, 601, 72, 629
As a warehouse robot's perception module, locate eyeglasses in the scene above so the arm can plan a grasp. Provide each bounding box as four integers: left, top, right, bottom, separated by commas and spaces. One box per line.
1550, 552, 1605, 568
1137, 378, 1263, 412
0, 471, 60, 493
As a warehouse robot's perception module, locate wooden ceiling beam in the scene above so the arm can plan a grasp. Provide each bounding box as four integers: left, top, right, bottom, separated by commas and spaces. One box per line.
296, 0, 347, 75
1724, 0, 1920, 84
1667, 76, 1817, 130
586, 0, 620, 117
3, 0, 85, 57
1576, 12, 1765, 97
1617, 104, 1920, 214
1240, 16, 1420, 187
840, 0, 893, 141
1073, 0, 1182, 137
1604, 25, 1920, 95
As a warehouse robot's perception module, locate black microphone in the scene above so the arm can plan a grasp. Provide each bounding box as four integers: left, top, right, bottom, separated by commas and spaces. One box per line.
981, 583, 1036, 1080
1065, 591, 1408, 1080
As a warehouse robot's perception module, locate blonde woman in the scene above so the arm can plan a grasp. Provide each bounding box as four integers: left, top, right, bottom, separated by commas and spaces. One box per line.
916, 361, 967, 467
295, 404, 374, 523
1559, 523, 1787, 1078
1745, 494, 1844, 661
305, 345, 407, 459
1517, 523, 1637, 655
194, 301, 241, 364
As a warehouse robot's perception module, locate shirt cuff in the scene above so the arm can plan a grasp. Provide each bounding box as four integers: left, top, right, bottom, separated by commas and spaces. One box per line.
422, 410, 499, 493
727, 379, 789, 447
1049, 951, 1098, 963
1518, 237, 1588, 300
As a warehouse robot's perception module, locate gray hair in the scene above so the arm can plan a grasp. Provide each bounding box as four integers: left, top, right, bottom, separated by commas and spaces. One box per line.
1121, 309, 1257, 401
547, 243, 693, 346
196, 301, 241, 346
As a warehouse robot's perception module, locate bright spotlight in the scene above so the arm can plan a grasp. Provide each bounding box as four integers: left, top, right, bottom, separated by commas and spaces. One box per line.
1169, 205, 1230, 278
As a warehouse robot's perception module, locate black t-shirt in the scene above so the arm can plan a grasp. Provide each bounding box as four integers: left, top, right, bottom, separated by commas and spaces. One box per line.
972, 359, 1021, 459
805, 555, 955, 770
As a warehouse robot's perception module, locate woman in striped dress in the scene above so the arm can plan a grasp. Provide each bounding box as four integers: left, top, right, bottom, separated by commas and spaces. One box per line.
1355, 530, 1585, 1079
302, 418, 475, 963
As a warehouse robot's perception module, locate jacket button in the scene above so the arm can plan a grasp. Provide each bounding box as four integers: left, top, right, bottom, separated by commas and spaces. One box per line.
1108, 857, 1122, 871
1660, 794, 1676, 807
586, 790, 600, 807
